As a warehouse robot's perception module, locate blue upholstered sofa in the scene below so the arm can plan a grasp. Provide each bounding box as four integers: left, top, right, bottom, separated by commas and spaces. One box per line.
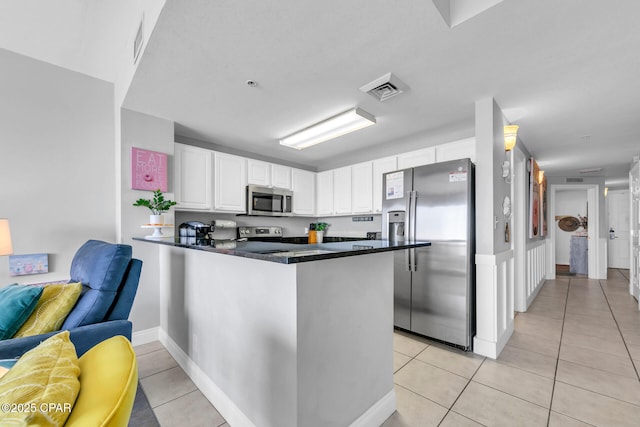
0, 240, 142, 358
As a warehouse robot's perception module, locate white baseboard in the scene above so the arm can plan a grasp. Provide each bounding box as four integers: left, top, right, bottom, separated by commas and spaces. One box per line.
350, 389, 397, 427
474, 320, 514, 359
132, 326, 160, 347
156, 328, 396, 427
158, 329, 256, 427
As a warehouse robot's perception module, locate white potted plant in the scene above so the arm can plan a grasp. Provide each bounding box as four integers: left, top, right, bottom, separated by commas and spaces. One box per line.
133, 189, 177, 225
315, 222, 329, 243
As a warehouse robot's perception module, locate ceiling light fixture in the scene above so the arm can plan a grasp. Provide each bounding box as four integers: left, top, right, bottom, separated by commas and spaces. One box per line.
578, 167, 603, 174
279, 108, 376, 150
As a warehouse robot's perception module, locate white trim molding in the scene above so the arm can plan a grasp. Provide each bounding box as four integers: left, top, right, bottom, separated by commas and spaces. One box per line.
132, 326, 160, 347
474, 250, 515, 359
525, 240, 546, 309
160, 329, 257, 427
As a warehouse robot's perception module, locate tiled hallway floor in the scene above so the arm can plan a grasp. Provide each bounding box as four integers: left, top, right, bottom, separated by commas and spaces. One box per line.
135, 269, 640, 426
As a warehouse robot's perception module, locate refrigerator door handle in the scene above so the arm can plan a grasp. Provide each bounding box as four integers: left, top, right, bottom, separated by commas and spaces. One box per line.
411, 248, 417, 271
405, 249, 411, 271
411, 191, 417, 242
411, 190, 418, 271
405, 190, 413, 271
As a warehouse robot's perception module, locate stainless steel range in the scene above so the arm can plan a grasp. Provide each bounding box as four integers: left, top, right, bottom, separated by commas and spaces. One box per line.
237, 226, 283, 242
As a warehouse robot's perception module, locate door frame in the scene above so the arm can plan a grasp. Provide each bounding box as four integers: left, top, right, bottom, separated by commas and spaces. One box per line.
548, 183, 603, 279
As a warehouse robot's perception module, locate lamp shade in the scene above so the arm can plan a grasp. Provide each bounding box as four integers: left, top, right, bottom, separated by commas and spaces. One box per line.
0, 219, 13, 256
504, 125, 519, 151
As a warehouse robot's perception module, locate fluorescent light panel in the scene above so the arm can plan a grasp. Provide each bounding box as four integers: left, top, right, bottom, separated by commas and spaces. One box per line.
280, 108, 376, 150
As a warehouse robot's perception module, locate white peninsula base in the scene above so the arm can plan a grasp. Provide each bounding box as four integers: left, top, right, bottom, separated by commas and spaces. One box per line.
157, 245, 396, 427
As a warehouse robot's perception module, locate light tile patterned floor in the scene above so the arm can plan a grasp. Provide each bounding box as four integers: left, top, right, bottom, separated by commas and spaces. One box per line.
135, 268, 640, 426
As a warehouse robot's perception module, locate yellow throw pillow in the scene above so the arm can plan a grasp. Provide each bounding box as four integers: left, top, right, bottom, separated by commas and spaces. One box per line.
64, 336, 138, 427
0, 330, 80, 426
13, 282, 82, 338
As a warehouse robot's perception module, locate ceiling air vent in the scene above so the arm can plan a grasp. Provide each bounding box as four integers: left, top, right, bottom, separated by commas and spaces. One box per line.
565, 177, 584, 183
360, 73, 409, 102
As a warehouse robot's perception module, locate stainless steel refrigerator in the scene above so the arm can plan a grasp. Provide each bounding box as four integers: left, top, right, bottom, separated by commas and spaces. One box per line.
382, 158, 475, 350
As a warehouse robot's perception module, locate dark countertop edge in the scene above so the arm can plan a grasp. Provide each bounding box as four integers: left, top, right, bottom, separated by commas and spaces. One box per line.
133, 237, 431, 264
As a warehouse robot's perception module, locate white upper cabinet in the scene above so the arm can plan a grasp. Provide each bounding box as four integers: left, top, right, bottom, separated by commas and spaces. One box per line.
316, 170, 334, 216
333, 167, 352, 215
351, 162, 373, 214
174, 143, 213, 210
291, 168, 315, 215
397, 147, 436, 169
372, 156, 398, 213
435, 137, 476, 163
271, 164, 292, 189
214, 152, 247, 212
247, 159, 271, 187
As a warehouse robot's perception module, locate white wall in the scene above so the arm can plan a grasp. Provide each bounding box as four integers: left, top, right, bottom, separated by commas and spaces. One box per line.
554, 190, 587, 265
120, 108, 174, 332
0, 49, 115, 284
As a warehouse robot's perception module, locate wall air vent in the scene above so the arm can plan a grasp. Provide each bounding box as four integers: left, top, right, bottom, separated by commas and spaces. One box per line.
359, 73, 409, 102
133, 15, 144, 64
565, 177, 584, 183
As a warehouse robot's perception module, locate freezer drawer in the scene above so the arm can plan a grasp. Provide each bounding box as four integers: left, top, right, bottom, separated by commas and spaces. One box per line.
410, 242, 472, 349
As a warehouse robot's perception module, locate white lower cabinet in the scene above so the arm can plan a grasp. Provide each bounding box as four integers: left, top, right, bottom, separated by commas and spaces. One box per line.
333, 167, 352, 215
174, 143, 213, 210
291, 168, 315, 215
214, 152, 247, 212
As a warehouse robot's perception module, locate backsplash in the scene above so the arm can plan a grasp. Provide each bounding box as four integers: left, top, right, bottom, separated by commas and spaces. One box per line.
175, 211, 382, 240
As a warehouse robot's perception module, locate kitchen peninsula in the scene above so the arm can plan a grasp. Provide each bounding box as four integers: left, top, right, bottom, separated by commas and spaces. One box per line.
136, 237, 430, 427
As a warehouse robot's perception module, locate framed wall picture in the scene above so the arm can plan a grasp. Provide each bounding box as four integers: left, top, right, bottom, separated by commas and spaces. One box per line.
131, 147, 168, 192
529, 158, 540, 238
540, 176, 547, 236
9, 253, 48, 276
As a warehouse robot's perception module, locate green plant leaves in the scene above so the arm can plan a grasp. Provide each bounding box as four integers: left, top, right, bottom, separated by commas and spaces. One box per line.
133, 189, 177, 214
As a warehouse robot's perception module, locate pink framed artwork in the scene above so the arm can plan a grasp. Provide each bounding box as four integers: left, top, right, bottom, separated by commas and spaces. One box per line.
131, 147, 168, 192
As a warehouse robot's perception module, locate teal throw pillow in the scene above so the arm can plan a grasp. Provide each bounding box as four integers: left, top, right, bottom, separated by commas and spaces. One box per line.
0, 284, 43, 340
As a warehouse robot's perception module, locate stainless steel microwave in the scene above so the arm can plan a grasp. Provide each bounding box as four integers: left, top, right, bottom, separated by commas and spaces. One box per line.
246, 185, 293, 216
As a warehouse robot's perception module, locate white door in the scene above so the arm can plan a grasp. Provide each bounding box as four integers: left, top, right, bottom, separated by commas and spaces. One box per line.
608, 189, 630, 269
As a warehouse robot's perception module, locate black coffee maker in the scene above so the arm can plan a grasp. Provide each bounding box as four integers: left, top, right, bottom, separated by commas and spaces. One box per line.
178, 221, 213, 245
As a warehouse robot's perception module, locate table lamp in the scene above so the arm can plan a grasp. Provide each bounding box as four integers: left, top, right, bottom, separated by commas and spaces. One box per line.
0, 219, 13, 256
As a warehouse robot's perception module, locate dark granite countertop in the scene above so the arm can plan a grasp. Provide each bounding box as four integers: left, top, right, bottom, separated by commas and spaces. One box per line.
133, 237, 431, 264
